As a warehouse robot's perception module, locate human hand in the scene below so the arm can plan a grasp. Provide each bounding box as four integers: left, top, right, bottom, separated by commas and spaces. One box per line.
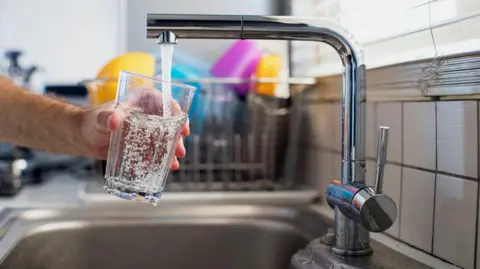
79, 88, 190, 170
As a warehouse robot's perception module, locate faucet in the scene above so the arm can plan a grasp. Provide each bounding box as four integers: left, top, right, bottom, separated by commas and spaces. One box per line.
146, 14, 397, 256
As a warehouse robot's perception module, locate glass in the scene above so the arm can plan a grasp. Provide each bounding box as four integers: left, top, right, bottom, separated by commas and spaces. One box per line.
104, 71, 196, 205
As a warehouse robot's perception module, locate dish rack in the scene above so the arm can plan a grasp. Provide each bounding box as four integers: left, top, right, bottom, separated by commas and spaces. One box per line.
164, 77, 314, 192
83, 77, 315, 193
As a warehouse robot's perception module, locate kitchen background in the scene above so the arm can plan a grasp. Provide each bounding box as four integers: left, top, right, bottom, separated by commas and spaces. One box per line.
1, 0, 480, 268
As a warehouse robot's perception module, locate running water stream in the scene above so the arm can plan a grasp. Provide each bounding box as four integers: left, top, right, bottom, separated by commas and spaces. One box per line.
160, 44, 175, 117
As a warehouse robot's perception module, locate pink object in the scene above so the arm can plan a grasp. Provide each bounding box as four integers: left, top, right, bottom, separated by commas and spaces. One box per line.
210, 40, 262, 96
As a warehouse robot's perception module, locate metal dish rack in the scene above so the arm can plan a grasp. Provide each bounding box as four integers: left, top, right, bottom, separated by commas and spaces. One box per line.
81, 76, 315, 194
164, 77, 315, 192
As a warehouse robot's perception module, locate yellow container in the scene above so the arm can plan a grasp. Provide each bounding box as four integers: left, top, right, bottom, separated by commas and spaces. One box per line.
97, 52, 156, 80
89, 52, 156, 104
253, 54, 282, 96
102, 80, 120, 104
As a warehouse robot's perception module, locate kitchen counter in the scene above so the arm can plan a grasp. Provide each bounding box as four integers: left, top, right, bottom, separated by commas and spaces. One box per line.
0, 173, 84, 210
0, 172, 320, 210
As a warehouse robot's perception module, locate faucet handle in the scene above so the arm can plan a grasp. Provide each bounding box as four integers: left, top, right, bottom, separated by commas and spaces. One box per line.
350, 125, 395, 233
326, 125, 397, 233
374, 126, 389, 194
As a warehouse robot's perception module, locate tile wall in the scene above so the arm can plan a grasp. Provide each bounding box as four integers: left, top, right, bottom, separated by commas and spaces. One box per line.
297, 97, 479, 269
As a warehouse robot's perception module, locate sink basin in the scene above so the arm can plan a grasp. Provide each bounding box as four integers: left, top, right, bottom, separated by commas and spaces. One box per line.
0, 204, 329, 269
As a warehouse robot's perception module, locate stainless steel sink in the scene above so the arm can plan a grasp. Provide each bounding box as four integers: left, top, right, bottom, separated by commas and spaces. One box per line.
0, 203, 329, 269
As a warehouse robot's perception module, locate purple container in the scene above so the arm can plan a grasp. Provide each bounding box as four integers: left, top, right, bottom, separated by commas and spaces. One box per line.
210, 40, 262, 96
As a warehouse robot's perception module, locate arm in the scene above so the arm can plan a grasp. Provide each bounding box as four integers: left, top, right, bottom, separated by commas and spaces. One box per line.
0, 76, 188, 168
0, 76, 89, 156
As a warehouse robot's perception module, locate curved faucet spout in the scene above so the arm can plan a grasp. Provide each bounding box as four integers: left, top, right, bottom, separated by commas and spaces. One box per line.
147, 14, 367, 186
146, 14, 372, 256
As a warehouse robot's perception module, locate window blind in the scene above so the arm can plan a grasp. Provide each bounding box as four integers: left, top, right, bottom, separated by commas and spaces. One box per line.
291, 0, 480, 77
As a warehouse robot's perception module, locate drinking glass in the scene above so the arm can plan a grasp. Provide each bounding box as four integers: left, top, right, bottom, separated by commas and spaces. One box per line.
104, 71, 196, 205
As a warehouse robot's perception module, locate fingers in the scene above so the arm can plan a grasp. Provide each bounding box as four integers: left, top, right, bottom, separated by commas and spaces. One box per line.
181, 117, 190, 136
170, 157, 180, 170
94, 109, 115, 133
108, 112, 122, 131
131, 90, 190, 136
94, 106, 123, 133
127, 87, 161, 116
172, 137, 186, 170
129, 87, 189, 119
175, 137, 185, 158
171, 99, 183, 117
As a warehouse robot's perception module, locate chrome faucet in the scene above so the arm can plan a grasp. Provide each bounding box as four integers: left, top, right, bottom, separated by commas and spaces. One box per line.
146, 14, 397, 256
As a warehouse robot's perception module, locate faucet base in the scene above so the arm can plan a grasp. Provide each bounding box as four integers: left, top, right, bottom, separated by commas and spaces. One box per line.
332, 243, 373, 256
320, 232, 373, 257
319, 208, 374, 257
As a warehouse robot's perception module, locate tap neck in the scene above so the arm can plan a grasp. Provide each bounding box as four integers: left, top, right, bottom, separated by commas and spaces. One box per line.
147, 15, 363, 64
147, 14, 367, 185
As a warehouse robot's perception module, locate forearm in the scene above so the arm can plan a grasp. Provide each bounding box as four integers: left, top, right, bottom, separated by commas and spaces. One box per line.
0, 76, 88, 156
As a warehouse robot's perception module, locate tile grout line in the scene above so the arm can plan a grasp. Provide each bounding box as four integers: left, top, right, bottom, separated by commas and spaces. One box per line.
399, 101, 404, 240
304, 144, 480, 182
474, 100, 480, 269
431, 101, 438, 254
378, 231, 467, 268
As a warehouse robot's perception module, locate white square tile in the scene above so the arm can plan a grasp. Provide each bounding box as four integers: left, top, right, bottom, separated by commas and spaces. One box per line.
434, 175, 477, 269
383, 164, 402, 237
366, 160, 376, 187
333, 103, 343, 152
403, 102, 436, 170
364, 30, 435, 68
376, 103, 402, 163
432, 11, 480, 53
457, 0, 480, 16
366, 103, 377, 159
437, 101, 477, 178
400, 168, 435, 252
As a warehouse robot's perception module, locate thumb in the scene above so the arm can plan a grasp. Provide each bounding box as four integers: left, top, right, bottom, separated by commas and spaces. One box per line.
94, 109, 115, 134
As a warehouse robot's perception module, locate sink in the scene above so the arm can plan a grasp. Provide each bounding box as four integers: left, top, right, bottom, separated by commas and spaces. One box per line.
0, 203, 329, 269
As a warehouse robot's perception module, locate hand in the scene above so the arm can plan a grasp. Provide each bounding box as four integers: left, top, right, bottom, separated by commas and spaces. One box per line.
79, 89, 190, 170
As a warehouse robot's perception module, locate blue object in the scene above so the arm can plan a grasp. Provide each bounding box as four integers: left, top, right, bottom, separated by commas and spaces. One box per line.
171, 50, 211, 76
170, 64, 209, 136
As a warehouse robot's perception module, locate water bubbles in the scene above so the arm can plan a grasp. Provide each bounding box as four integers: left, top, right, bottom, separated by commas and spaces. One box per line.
105, 108, 187, 197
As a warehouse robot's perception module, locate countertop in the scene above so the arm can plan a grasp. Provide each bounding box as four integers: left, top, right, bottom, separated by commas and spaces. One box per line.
0, 173, 84, 210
